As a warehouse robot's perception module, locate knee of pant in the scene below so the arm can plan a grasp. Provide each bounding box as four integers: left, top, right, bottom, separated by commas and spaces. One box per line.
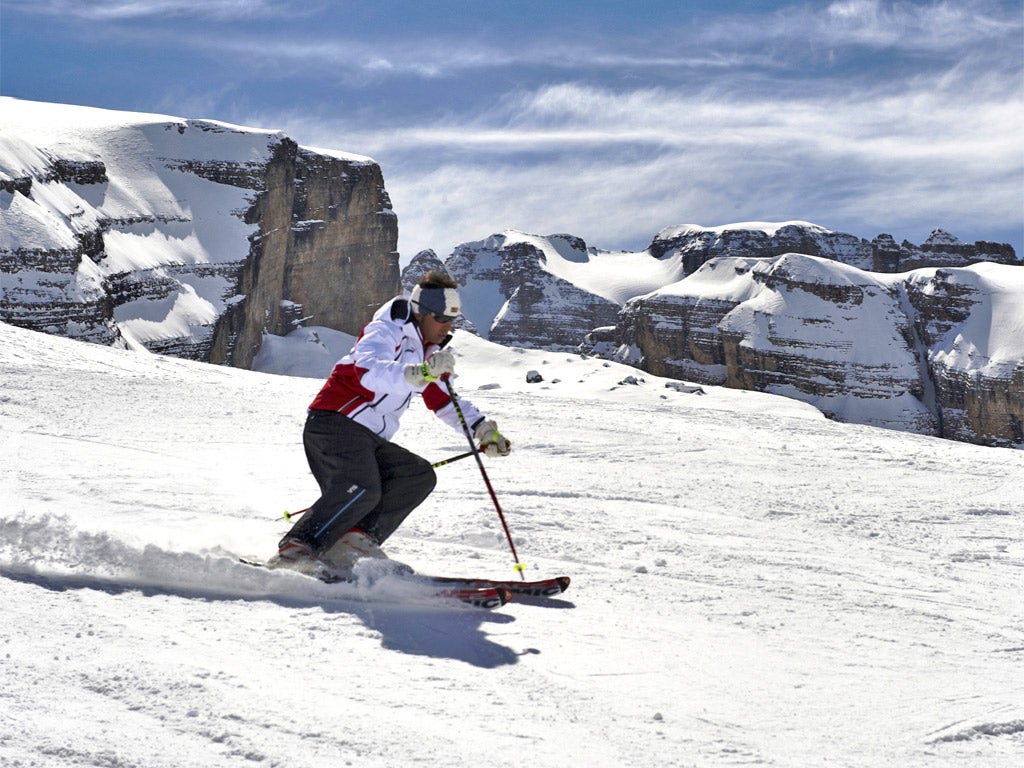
363, 485, 384, 511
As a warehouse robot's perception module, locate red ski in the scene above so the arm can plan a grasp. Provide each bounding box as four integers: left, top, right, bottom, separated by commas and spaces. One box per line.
437, 586, 513, 610
424, 575, 571, 598
238, 557, 513, 610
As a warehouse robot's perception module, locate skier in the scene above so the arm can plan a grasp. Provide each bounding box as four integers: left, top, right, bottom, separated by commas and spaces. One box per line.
273, 270, 511, 575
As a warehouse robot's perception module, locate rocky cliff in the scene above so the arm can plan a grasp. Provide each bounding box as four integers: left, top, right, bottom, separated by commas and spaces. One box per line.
599, 255, 1022, 448
650, 221, 876, 271
649, 222, 1019, 275
902, 267, 1024, 446
440, 230, 689, 350
0, 99, 398, 367
426, 223, 1020, 447
436, 223, 1018, 353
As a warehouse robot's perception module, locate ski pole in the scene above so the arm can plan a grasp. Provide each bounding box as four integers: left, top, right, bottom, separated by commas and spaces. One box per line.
276, 451, 477, 521
442, 375, 526, 580
430, 451, 475, 469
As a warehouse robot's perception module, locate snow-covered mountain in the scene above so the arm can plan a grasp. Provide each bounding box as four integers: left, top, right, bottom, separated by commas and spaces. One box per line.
433, 223, 1019, 353
2, 319, 1022, 767
598, 254, 1024, 448
442, 231, 683, 351
4, 99, 1020, 448
409, 226, 1022, 448
0, 97, 398, 366
649, 221, 1017, 274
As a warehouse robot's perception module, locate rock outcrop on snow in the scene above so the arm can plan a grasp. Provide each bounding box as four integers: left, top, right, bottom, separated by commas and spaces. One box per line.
439, 231, 689, 350
599, 255, 1023, 448
649, 222, 1019, 275
0, 99, 399, 367
433, 223, 1018, 353
650, 221, 876, 272
872, 229, 1019, 272
902, 268, 1024, 446
425, 223, 1020, 448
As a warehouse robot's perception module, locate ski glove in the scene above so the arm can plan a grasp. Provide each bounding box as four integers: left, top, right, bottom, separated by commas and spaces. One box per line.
474, 419, 511, 457
404, 349, 455, 388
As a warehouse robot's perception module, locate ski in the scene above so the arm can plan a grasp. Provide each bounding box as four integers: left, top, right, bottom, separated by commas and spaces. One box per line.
238, 557, 513, 610
423, 575, 571, 598
438, 586, 513, 610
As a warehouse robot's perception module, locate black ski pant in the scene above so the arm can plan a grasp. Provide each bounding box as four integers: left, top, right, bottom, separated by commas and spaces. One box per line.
282, 410, 437, 554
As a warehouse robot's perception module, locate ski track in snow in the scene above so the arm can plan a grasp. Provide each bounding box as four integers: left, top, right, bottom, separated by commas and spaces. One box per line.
1, 322, 1023, 767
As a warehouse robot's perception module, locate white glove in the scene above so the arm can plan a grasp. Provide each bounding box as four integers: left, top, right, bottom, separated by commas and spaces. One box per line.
404, 349, 455, 387
474, 419, 511, 457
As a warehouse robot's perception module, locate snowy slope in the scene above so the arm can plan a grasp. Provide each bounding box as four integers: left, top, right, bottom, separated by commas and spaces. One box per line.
2, 321, 1023, 767
908, 261, 1024, 379
0, 98, 275, 348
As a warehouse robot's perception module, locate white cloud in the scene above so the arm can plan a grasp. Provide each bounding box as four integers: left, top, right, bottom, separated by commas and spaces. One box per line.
820, 0, 1019, 48
4, 0, 296, 20
700, 0, 1021, 52
15, 0, 1018, 260
324, 70, 1020, 166
273, 61, 1021, 260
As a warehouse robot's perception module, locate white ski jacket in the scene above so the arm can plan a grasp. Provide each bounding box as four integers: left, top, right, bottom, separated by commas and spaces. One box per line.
308, 297, 483, 440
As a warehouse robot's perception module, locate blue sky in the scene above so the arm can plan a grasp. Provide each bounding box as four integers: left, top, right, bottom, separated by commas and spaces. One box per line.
2, 0, 1022, 262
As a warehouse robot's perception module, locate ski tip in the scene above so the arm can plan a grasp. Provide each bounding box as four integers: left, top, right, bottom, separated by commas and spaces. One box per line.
522, 576, 570, 597
443, 586, 514, 610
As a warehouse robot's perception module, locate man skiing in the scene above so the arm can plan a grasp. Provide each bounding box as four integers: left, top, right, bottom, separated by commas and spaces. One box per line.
273, 270, 511, 575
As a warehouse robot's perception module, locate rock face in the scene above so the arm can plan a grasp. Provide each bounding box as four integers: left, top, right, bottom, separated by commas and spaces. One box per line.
902, 267, 1024, 446
603, 255, 1023, 448
650, 221, 876, 272
446, 233, 622, 354
219, 142, 399, 368
0, 99, 398, 367
442, 222, 1018, 353
871, 229, 1019, 273
650, 222, 1019, 275
400, 249, 447, 292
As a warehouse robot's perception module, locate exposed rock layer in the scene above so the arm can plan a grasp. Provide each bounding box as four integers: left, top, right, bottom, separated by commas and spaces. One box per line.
217, 141, 399, 368
600, 256, 1022, 449
1, 100, 398, 367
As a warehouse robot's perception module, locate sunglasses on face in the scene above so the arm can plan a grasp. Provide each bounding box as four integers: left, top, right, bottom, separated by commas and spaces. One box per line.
432, 313, 457, 323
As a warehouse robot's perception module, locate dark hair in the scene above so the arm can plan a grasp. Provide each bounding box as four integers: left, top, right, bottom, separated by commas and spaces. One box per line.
419, 270, 457, 290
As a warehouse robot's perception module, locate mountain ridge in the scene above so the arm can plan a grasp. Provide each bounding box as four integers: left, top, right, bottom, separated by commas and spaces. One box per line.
0, 97, 399, 367
2, 98, 1020, 447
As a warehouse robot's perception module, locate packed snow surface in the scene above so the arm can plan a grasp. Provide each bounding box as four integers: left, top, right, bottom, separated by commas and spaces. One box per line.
2, 320, 1022, 767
